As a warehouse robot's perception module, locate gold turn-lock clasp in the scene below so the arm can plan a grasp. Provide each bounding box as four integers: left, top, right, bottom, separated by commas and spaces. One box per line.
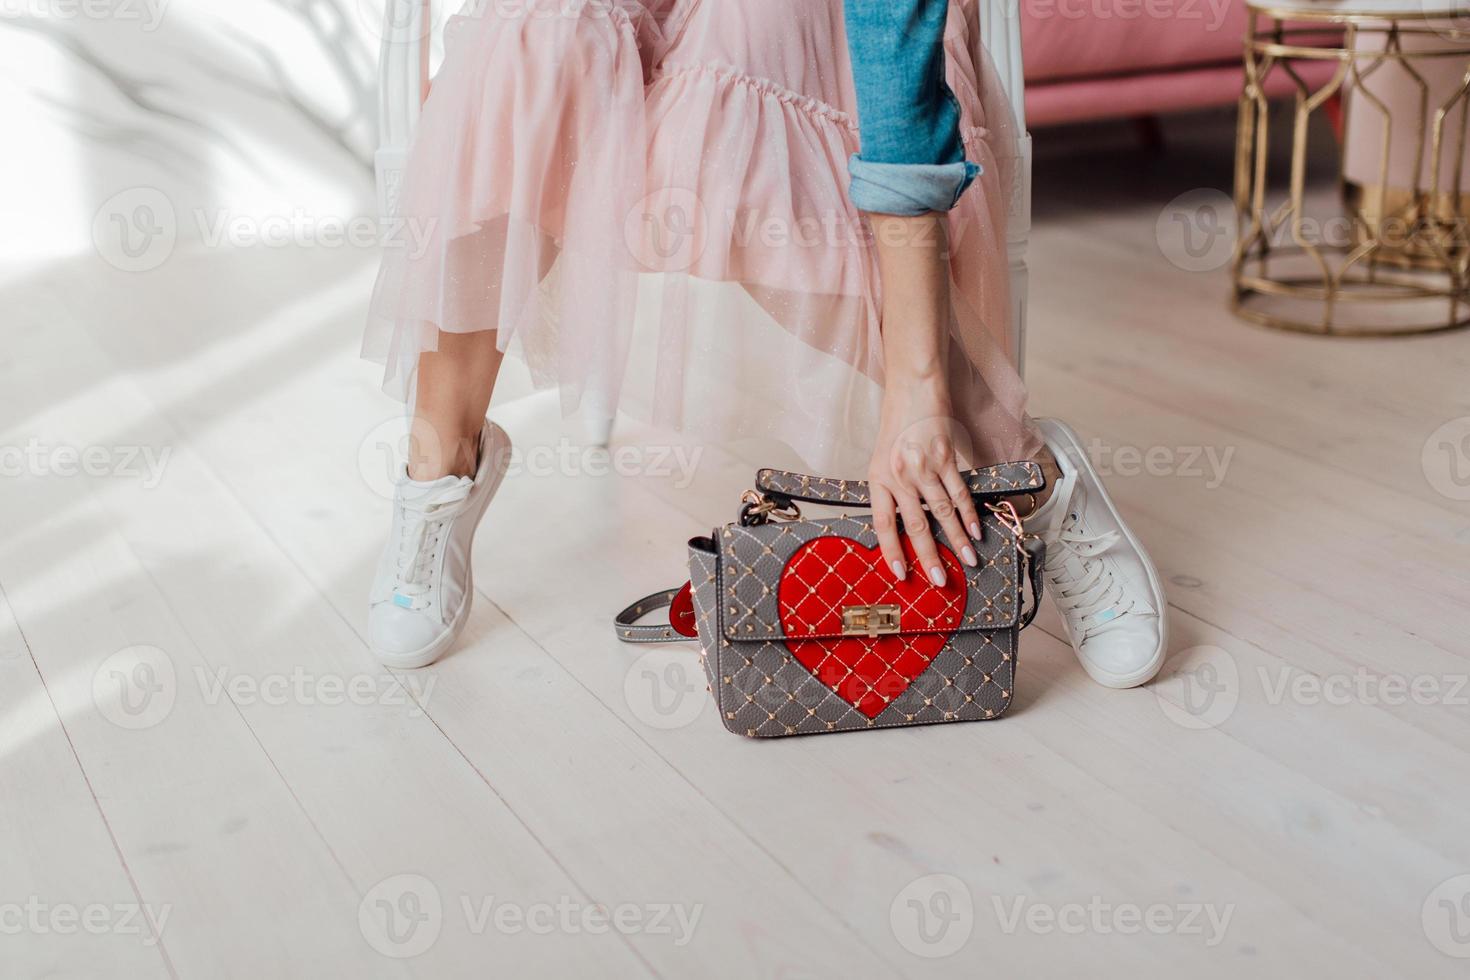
841, 604, 902, 638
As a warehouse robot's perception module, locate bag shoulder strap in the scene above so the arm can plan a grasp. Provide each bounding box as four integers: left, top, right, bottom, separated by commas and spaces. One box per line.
1019, 534, 1046, 629
613, 587, 689, 643
755, 460, 1044, 508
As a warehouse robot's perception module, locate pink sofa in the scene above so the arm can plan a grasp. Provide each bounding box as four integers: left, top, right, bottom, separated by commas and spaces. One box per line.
1021, 3, 1339, 126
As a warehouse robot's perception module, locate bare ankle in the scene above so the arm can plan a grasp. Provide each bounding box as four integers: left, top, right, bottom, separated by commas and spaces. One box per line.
407, 425, 481, 481
1029, 444, 1063, 512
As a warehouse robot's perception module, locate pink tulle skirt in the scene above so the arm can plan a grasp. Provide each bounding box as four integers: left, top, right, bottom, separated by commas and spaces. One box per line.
364, 0, 1042, 472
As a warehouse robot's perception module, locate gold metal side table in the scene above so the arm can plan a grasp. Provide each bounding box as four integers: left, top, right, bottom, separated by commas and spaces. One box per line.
1234, 0, 1470, 335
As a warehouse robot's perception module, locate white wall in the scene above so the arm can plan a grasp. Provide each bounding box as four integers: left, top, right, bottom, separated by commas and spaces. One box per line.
1, 0, 388, 271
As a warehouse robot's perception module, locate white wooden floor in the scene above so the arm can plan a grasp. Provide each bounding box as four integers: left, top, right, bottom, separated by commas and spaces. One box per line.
4, 112, 1469, 978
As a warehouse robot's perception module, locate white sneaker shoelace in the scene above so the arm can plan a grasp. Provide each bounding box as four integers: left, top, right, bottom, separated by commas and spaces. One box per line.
390, 482, 471, 612
1046, 510, 1139, 641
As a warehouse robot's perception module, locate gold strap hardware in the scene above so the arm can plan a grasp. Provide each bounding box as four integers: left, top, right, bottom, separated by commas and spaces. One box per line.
739, 490, 802, 525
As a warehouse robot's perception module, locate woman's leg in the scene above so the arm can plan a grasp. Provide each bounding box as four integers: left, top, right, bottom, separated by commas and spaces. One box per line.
366, 0, 658, 669
409, 332, 505, 480
368, 330, 511, 670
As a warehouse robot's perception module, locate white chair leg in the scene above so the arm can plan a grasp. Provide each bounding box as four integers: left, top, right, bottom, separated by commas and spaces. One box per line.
1009, 133, 1033, 378
979, 0, 1031, 376
583, 414, 615, 449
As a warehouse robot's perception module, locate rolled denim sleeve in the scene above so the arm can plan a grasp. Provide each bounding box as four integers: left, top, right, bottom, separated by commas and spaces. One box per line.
848, 158, 980, 217
843, 0, 979, 216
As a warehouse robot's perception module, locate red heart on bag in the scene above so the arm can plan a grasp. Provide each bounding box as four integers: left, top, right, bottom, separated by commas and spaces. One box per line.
778, 536, 967, 718
670, 581, 697, 637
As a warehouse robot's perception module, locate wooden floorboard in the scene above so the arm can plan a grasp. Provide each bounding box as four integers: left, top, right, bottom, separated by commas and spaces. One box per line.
0, 585, 173, 979
5, 114, 1468, 977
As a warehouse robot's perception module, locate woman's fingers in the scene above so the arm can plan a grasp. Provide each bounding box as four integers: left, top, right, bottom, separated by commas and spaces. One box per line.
895, 490, 946, 587
938, 465, 984, 555
870, 450, 981, 587
870, 483, 907, 582
919, 471, 977, 567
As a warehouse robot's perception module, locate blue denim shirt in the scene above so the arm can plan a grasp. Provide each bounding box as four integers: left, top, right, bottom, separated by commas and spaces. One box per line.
844, 0, 980, 216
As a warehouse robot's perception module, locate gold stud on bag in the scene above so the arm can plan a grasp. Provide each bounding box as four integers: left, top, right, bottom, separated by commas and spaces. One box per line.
614, 463, 1048, 738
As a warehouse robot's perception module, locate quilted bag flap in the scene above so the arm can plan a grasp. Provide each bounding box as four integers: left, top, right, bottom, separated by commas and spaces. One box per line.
716, 512, 1022, 642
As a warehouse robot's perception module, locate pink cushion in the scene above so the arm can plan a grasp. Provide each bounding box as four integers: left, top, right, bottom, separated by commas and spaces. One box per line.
1022, 0, 1255, 83
1025, 59, 1342, 126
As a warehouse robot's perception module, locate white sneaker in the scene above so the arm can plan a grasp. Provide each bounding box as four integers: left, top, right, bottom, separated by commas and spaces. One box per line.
367, 421, 511, 668
1031, 418, 1167, 689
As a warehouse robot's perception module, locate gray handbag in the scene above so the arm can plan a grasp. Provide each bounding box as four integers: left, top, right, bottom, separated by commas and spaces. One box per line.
615, 463, 1047, 737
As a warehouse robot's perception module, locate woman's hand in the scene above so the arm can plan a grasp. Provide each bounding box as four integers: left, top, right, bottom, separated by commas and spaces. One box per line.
864, 211, 980, 586
868, 371, 982, 586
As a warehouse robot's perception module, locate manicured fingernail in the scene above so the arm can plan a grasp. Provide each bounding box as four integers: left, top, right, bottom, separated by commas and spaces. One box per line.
968, 522, 982, 539
961, 546, 977, 567
928, 565, 946, 586
891, 560, 907, 581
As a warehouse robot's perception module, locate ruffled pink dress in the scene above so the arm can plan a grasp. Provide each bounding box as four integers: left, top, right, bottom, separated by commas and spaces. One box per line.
364, 0, 1041, 472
